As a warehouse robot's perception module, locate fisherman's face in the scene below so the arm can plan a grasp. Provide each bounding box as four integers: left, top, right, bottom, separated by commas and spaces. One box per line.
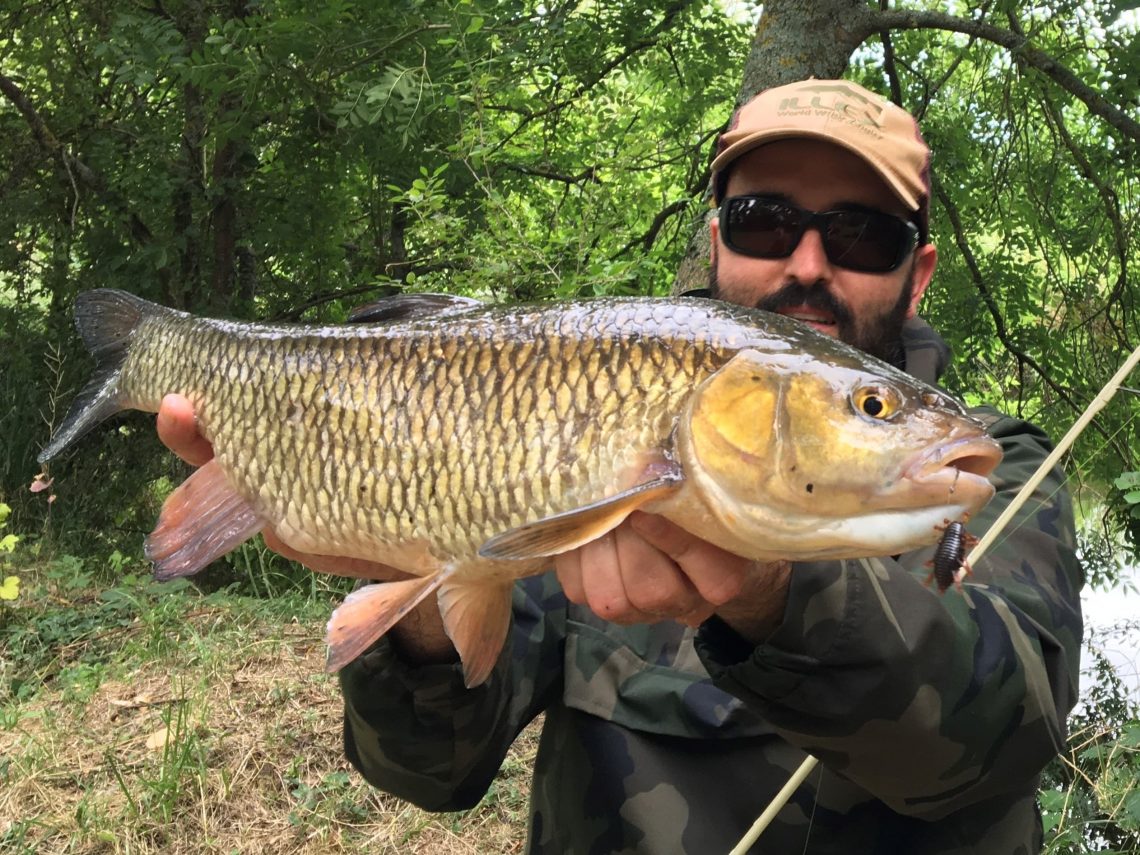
710, 140, 937, 364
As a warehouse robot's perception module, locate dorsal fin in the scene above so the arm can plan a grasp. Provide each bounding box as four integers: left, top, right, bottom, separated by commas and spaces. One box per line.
347, 293, 482, 324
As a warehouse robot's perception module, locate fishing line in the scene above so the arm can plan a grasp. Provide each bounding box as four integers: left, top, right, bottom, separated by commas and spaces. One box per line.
727, 342, 1140, 855
799, 762, 822, 855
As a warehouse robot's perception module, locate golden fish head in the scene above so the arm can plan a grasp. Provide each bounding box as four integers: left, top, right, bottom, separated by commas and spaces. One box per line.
675, 348, 1003, 561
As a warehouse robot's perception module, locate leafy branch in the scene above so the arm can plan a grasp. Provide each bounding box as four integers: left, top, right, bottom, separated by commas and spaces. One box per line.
500, 163, 602, 185
0, 71, 154, 245
865, 8, 1140, 145
931, 173, 1128, 461
613, 199, 692, 258
486, 0, 695, 155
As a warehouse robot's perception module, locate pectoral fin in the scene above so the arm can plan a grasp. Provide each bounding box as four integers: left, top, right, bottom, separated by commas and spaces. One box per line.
477, 472, 684, 561
324, 572, 444, 673
438, 580, 514, 688
144, 460, 265, 580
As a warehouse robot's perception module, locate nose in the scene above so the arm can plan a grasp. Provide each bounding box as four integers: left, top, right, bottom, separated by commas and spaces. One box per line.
784, 225, 832, 285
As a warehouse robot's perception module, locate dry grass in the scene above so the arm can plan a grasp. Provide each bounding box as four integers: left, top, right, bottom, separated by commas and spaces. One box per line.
0, 596, 539, 854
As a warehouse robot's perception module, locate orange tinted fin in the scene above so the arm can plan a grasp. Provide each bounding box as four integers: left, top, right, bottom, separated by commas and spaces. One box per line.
144, 460, 265, 581
324, 573, 444, 673
437, 580, 514, 688
477, 474, 684, 561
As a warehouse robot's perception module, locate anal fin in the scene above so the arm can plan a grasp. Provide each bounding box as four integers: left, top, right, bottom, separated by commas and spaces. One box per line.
324, 573, 444, 673
438, 580, 514, 688
144, 460, 265, 580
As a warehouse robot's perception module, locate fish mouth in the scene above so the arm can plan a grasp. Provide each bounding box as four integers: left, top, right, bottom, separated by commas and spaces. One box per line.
904, 436, 1003, 504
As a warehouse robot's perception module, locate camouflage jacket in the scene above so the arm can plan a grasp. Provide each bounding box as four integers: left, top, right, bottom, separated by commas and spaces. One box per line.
340, 317, 1084, 854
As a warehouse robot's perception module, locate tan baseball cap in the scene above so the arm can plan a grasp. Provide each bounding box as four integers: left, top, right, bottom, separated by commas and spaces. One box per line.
712, 79, 931, 238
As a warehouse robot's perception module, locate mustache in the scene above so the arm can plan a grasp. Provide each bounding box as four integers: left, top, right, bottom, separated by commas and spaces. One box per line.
754, 282, 853, 327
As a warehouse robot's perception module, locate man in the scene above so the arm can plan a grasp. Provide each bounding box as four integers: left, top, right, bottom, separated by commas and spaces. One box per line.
158, 79, 1083, 853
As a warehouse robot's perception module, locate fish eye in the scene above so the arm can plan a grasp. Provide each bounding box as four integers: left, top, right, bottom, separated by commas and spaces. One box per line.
851, 384, 901, 421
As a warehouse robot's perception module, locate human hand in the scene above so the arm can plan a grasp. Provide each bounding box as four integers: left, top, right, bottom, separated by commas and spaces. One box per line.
553, 512, 787, 631
156, 393, 215, 466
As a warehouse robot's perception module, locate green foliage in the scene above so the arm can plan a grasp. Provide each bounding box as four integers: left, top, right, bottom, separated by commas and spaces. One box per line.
225, 537, 354, 600
287, 768, 371, 826
1, 558, 179, 702
0, 502, 19, 602
107, 680, 208, 825
1114, 471, 1140, 520
7, 0, 1133, 558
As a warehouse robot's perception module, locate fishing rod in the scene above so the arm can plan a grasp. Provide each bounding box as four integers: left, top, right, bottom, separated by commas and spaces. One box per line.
727, 342, 1140, 855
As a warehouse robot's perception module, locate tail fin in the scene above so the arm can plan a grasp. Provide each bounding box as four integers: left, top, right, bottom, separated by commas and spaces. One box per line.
38, 290, 164, 463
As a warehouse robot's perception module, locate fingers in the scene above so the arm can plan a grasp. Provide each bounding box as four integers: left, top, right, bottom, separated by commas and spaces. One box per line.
629, 512, 748, 606
156, 394, 215, 466
553, 549, 586, 606
605, 524, 707, 619
554, 515, 743, 627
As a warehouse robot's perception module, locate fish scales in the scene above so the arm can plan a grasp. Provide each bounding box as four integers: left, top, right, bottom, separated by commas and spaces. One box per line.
114, 302, 705, 566
41, 290, 1004, 684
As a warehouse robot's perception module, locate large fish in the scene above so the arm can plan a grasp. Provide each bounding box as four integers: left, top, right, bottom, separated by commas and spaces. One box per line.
39, 289, 1001, 685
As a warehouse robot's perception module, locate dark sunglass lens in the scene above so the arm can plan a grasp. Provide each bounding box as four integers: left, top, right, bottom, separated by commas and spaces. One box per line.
727, 199, 802, 257
824, 211, 908, 272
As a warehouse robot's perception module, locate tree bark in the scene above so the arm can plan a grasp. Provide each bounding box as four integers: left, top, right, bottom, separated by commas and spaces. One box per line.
205, 0, 258, 311
169, 0, 208, 309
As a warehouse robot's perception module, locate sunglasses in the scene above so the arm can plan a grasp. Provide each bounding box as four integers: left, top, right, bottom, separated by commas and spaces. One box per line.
719, 195, 920, 273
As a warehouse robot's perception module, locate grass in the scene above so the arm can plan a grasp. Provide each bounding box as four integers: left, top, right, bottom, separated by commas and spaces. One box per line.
0, 554, 539, 854
5, 543, 1139, 853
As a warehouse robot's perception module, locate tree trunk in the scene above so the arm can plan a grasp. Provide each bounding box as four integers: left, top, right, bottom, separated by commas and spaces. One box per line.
208, 0, 255, 311
210, 133, 240, 307
170, 0, 207, 310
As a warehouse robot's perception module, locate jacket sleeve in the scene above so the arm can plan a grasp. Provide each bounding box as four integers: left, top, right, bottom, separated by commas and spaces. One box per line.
340, 571, 567, 811
695, 413, 1084, 819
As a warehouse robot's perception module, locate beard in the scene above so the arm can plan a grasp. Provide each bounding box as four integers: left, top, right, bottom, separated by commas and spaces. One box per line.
709, 260, 915, 367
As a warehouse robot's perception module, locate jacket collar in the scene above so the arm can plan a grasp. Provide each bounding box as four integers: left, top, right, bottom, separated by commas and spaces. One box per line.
900, 316, 950, 385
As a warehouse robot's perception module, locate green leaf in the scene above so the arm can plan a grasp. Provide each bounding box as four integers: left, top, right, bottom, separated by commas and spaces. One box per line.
1121, 723, 1140, 748
1122, 789, 1140, 829
465, 16, 484, 34
0, 576, 19, 601
1115, 472, 1140, 490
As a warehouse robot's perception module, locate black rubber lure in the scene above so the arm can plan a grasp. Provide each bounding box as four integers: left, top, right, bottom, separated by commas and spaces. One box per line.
930, 521, 970, 593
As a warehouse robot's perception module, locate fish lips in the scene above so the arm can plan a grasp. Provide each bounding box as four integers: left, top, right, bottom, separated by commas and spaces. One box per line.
902, 435, 1003, 511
